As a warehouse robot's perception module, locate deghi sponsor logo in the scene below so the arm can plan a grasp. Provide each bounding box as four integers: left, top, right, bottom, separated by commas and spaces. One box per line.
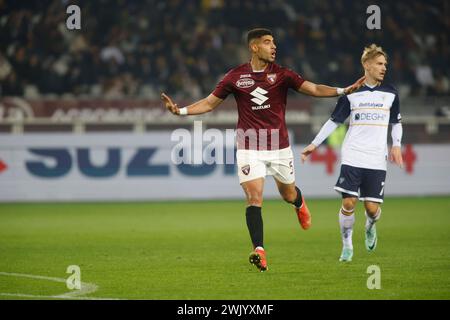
236, 78, 255, 88
354, 112, 387, 121
250, 87, 270, 110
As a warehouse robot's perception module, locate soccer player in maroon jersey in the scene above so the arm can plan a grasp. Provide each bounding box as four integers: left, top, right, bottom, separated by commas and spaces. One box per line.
162, 28, 364, 272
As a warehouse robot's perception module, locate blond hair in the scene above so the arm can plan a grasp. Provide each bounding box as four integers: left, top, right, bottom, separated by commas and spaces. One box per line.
361, 44, 388, 65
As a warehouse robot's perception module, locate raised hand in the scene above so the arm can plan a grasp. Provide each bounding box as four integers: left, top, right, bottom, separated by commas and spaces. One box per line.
344, 76, 366, 95
161, 92, 180, 115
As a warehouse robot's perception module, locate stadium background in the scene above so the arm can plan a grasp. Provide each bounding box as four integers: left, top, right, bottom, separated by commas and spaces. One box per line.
0, 0, 449, 300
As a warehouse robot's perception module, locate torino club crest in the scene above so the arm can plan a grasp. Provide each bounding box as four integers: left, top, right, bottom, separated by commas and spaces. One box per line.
241, 165, 250, 175
266, 73, 277, 84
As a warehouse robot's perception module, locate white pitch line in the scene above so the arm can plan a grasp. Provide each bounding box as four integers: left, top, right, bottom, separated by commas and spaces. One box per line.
0, 271, 121, 300
0, 293, 119, 300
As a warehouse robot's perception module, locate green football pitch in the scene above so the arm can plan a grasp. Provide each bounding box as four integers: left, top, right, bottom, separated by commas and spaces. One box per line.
0, 197, 449, 300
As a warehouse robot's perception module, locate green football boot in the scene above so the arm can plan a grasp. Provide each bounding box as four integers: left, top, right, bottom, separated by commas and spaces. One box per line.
339, 247, 353, 262
365, 224, 378, 252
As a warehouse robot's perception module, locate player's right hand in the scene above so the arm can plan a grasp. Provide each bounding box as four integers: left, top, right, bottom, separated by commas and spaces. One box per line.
344, 76, 366, 95
161, 93, 180, 115
301, 144, 317, 163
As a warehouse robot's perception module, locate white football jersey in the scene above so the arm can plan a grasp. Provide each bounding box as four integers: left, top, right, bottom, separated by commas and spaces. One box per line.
331, 84, 401, 171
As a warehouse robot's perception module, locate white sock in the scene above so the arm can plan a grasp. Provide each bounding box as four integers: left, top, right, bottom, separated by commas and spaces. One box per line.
365, 208, 381, 232
339, 207, 355, 249
255, 246, 264, 251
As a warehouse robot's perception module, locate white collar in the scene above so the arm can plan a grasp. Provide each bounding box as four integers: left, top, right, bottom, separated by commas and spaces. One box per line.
365, 82, 378, 88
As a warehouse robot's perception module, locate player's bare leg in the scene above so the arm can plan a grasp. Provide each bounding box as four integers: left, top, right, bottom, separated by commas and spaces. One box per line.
339, 196, 357, 262
364, 201, 381, 252
241, 178, 264, 207
241, 178, 267, 271
275, 180, 311, 229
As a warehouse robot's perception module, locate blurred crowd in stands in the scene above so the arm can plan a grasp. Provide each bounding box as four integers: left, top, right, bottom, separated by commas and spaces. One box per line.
0, 0, 448, 99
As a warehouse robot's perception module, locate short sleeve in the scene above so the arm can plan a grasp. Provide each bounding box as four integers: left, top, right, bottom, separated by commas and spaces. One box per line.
212, 72, 233, 99
389, 94, 402, 123
330, 96, 351, 123
284, 69, 305, 90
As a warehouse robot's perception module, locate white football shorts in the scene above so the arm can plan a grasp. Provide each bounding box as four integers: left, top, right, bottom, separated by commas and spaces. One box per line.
236, 146, 295, 184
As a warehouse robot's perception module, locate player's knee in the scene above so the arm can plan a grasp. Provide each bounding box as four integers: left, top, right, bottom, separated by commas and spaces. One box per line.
342, 197, 357, 211
247, 192, 263, 207
281, 189, 297, 203
365, 202, 379, 216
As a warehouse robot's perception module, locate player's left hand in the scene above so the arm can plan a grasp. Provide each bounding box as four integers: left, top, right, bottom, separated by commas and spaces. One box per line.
389, 146, 404, 168
344, 76, 366, 95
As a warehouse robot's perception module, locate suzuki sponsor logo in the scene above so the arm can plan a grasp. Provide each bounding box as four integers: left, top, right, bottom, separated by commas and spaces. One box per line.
24, 147, 236, 178
252, 105, 271, 111
236, 78, 255, 89
250, 87, 269, 105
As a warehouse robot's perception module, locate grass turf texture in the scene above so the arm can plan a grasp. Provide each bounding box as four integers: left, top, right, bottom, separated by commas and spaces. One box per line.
0, 197, 449, 300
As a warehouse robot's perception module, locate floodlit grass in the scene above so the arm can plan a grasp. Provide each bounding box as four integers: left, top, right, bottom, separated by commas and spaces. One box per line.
0, 197, 449, 299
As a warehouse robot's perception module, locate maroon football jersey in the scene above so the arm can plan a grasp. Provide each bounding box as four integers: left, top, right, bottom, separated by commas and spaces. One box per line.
212, 62, 305, 150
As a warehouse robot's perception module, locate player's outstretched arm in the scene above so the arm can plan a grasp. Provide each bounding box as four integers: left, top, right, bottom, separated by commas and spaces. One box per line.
161, 93, 223, 115
298, 76, 366, 97
301, 119, 339, 163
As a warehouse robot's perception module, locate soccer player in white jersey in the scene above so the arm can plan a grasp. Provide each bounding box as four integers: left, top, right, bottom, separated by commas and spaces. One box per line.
301, 44, 404, 262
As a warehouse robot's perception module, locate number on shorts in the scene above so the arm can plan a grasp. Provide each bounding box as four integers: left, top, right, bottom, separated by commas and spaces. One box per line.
379, 181, 385, 196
